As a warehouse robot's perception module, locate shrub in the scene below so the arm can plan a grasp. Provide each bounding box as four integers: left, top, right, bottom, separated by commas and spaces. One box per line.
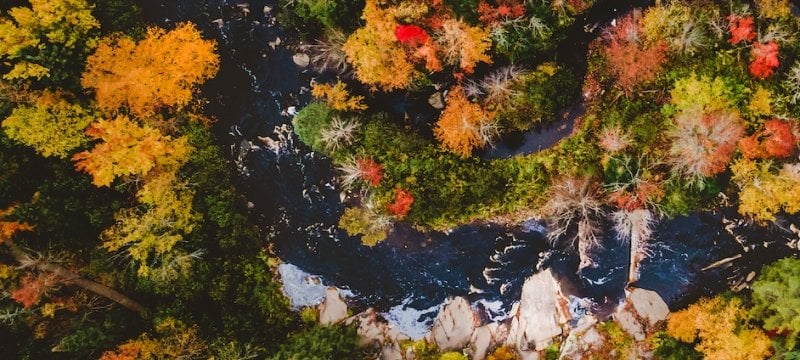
269, 324, 361, 360
292, 102, 335, 153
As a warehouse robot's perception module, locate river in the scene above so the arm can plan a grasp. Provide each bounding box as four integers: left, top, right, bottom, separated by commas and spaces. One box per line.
136, 0, 799, 337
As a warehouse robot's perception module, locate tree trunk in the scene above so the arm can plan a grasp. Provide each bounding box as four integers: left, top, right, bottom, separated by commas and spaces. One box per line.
5, 240, 148, 316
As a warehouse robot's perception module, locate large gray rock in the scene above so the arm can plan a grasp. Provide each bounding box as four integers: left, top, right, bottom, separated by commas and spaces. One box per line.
346, 308, 410, 360
319, 287, 348, 325
613, 288, 669, 341
559, 316, 603, 360
468, 323, 508, 360
506, 269, 571, 352
426, 297, 480, 351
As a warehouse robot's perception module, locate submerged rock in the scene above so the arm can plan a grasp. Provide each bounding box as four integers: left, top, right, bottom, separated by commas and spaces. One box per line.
426, 297, 480, 351
506, 269, 571, 352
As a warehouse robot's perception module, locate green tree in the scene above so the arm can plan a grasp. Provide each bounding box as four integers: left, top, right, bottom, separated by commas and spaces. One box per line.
751, 257, 800, 348
269, 324, 361, 360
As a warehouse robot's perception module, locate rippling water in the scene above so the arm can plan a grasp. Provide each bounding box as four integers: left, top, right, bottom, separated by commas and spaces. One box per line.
136, 0, 798, 335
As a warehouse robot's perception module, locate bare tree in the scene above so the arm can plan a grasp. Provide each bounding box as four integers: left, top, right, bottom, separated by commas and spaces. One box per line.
544, 177, 605, 269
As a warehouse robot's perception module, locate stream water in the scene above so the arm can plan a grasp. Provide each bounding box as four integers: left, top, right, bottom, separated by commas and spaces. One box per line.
137, 0, 799, 337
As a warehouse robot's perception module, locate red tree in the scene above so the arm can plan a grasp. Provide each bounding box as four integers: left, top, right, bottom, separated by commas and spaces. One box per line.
357, 158, 384, 186
604, 14, 667, 94
750, 41, 780, 78
11, 273, 56, 308
739, 119, 797, 159
727, 15, 756, 44
395, 24, 429, 46
477, 0, 525, 26
387, 188, 414, 218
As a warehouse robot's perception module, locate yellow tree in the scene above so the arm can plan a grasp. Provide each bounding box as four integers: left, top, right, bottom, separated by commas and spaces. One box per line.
311, 81, 367, 111
0, 0, 99, 81
435, 19, 493, 74
81, 23, 219, 118
342, 0, 416, 91
731, 159, 800, 222
71, 116, 191, 187
434, 86, 496, 157
2, 91, 94, 158
667, 296, 772, 360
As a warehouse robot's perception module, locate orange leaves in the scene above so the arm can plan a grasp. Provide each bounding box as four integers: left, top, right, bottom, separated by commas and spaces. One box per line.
0, 206, 33, 245
72, 116, 191, 187
81, 23, 219, 118
750, 41, 780, 79
387, 188, 414, 218
311, 81, 367, 111
434, 86, 495, 157
478, 0, 526, 26
11, 273, 57, 308
739, 119, 797, 159
343, 0, 415, 91
603, 14, 666, 94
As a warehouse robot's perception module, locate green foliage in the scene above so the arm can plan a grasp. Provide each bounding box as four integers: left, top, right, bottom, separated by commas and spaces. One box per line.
492, 3, 561, 62
269, 324, 361, 360
497, 63, 579, 132
751, 257, 800, 349
597, 321, 634, 358
338, 206, 388, 246
292, 102, 335, 154
651, 331, 703, 360
440, 352, 468, 360
293, 0, 364, 30
90, 0, 145, 37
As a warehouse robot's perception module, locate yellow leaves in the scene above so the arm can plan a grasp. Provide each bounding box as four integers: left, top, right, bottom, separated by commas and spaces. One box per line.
102, 173, 199, 278
2, 92, 94, 158
731, 159, 800, 222
311, 81, 367, 111
81, 23, 220, 118
343, 0, 415, 91
434, 86, 495, 157
436, 19, 493, 74
100, 318, 207, 360
72, 116, 191, 187
670, 74, 734, 114
756, 0, 792, 19
747, 86, 772, 118
0, 0, 98, 80
667, 296, 772, 360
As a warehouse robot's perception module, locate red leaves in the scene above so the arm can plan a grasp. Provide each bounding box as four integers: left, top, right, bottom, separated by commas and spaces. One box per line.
357, 158, 383, 186
739, 119, 797, 159
478, 0, 525, 26
603, 14, 666, 94
11, 273, 56, 308
750, 41, 780, 79
387, 188, 414, 218
727, 15, 756, 44
395, 24, 429, 46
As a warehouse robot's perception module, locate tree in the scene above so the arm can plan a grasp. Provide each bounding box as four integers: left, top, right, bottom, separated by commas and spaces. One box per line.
727, 15, 757, 44
0, 0, 99, 82
2, 91, 94, 158
667, 296, 772, 360
72, 116, 191, 187
387, 188, 414, 219
310, 81, 367, 112
342, 0, 415, 90
268, 324, 361, 360
731, 159, 800, 222
668, 110, 744, 183
81, 23, 219, 118
739, 119, 797, 159
669, 74, 735, 115
750, 41, 780, 79
435, 18, 493, 74
544, 177, 605, 269
100, 317, 207, 360
434, 86, 495, 157
751, 257, 800, 349
603, 13, 666, 94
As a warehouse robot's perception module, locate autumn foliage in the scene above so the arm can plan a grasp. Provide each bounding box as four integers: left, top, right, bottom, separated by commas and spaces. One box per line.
387, 188, 414, 218
477, 0, 526, 26
604, 14, 667, 94
81, 23, 219, 118
749, 41, 780, 78
11, 273, 57, 308
72, 116, 191, 187
667, 296, 772, 360
357, 157, 383, 186
669, 110, 744, 181
395, 24, 429, 46
739, 119, 797, 159
727, 15, 757, 44
434, 86, 495, 157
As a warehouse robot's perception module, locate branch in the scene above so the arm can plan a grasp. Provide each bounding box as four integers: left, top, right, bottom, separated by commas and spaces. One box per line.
5, 240, 148, 317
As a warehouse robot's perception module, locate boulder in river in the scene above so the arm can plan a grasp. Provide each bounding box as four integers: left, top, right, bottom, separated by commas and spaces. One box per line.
505, 269, 571, 352
319, 287, 348, 325
426, 297, 481, 351
346, 308, 411, 360
467, 323, 508, 360
612, 287, 669, 341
